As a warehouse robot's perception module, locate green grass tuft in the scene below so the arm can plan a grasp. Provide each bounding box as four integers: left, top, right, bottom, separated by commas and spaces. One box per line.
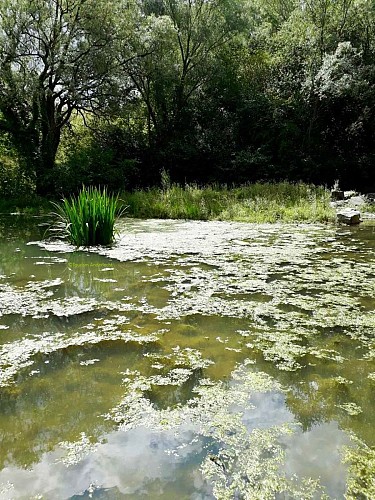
51, 186, 125, 246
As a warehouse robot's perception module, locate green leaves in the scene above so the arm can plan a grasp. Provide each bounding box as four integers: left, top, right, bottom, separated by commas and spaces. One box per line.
0, 0, 124, 194
52, 186, 126, 246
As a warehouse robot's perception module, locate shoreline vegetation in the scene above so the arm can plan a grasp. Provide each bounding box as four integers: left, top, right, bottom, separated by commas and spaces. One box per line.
0, 182, 337, 223
121, 182, 336, 224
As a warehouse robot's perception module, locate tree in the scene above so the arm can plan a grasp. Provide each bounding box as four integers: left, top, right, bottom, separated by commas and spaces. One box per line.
120, 0, 247, 151
0, 0, 122, 195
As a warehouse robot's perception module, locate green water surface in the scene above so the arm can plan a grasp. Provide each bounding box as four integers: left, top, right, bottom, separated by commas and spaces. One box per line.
0, 216, 374, 499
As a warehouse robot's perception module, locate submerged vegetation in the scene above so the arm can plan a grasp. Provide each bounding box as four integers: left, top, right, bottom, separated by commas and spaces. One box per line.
122, 181, 335, 223
0, 217, 375, 497
51, 186, 124, 246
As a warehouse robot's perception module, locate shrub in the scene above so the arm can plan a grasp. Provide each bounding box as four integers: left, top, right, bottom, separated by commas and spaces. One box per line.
0, 134, 34, 198
52, 186, 125, 246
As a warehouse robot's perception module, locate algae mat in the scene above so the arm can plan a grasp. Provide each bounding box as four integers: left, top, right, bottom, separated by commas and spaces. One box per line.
0, 217, 374, 499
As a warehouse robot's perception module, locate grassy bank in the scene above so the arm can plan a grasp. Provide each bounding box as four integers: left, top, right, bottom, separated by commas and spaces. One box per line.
121, 182, 335, 223
0, 182, 335, 223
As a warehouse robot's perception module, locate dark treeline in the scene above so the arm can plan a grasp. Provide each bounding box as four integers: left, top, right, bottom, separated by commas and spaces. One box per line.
1, 0, 375, 197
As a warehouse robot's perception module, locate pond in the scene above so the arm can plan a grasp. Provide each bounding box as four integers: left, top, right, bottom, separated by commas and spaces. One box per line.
0, 216, 374, 499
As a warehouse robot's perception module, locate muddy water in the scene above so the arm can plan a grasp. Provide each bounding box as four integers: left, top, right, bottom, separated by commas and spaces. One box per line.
0, 216, 374, 499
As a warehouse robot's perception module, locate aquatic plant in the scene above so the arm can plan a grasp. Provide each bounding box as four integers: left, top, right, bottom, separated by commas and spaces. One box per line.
106, 365, 328, 498
343, 436, 375, 499
59, 432, 98, 467
51, 186, 125, 246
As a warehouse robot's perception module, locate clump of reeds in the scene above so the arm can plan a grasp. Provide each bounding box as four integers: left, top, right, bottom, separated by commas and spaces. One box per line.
52, 186, 125, 246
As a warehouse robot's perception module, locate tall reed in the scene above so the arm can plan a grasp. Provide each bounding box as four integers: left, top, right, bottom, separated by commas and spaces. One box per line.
52, 186, 124, 246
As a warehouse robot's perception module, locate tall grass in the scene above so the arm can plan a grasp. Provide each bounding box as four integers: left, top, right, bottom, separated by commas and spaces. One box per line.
52, 186, 125, 246
121, 182, 335, 223
361, 203, 375, 214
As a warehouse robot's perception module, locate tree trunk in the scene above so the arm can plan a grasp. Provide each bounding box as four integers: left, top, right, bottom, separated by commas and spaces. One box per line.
35, 94, 61, 196
35, 128, 60, 196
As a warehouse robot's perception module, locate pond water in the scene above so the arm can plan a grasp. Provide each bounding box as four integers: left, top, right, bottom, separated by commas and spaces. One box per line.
0, 216, 374, 499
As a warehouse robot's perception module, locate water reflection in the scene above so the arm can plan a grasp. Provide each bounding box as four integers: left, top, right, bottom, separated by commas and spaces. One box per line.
0, 217, 375, 498
0, 389, 349, 499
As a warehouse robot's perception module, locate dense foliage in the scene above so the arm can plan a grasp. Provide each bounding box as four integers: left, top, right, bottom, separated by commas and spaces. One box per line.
1, 0, 375, 196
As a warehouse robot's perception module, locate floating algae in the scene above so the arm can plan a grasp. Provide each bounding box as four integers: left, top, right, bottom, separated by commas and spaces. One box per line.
200, 425, 328, 500
106, 365, 280, 431
58, 432, 99, 467
1, 217, 375, 497
144, 345, 214, 371
343, 435, 375, 499
0, 325, 162, 386
337, 403, 363, 416
106, 362, 332, 498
